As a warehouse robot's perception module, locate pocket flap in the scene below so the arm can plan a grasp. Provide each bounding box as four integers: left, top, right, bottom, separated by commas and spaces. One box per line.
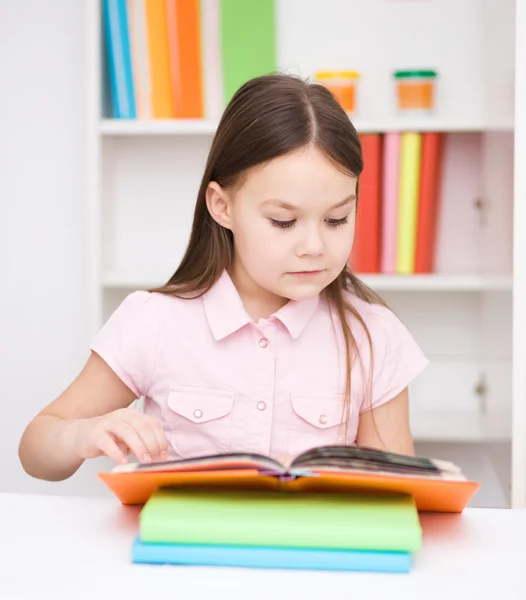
167, 387, 234, 424
290, 393, 345, 429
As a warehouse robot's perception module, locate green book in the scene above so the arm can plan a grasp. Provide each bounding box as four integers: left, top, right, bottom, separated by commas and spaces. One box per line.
219, 0, 276, 105
139, 489, 422, 552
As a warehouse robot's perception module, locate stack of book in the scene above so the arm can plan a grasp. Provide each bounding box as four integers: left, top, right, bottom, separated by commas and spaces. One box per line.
132, 488, 422, 572
98, 445, 480, 572
350, 132, 444, 275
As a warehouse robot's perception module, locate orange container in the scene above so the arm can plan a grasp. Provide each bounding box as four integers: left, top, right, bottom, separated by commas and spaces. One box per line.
315, 71, 360, 113
394, 70, 437, 112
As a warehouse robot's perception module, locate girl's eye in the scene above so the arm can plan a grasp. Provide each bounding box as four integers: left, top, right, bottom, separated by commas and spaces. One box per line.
270, 218, 296, 229
325, 216, 349, 227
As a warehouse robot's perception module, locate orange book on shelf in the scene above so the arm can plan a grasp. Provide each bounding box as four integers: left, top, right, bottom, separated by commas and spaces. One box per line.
349, 134, 382, 273
97, 447, 479, 513
167, 0, 204, 118
145, 0, 174, 118
415, 133, 444, 273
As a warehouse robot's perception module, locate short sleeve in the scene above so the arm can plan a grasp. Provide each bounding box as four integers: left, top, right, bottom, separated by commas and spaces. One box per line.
89, 291, 158, 398
359, 304, 429, 413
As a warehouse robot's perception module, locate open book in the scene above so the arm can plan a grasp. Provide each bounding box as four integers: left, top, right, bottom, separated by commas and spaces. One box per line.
113, 445, 464, 479
98, 445, 480, 513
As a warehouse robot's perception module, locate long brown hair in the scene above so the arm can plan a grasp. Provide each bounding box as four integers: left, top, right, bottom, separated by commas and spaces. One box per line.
151, 74, 386, 438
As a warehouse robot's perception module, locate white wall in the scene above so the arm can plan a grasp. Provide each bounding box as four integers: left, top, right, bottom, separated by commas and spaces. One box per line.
1, 0, 113, 497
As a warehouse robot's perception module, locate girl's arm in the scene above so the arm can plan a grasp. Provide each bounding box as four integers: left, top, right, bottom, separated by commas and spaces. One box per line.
356, 387, 415, 455
18, 351, 168, 482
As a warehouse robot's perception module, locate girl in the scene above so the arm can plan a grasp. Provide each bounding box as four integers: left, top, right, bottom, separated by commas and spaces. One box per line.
19, 74, 428, 482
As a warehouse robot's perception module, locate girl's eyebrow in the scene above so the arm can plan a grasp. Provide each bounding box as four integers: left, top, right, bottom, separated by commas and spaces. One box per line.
261, 194, 356, 211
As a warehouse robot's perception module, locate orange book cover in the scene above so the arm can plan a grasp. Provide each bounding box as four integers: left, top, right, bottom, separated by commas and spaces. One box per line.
167, 0, 204, 118
350, 134, 382, 273
97, 451, 479, 513
145, 0, 174, 118
415, 133, 444, 273
98, 469, 478, 513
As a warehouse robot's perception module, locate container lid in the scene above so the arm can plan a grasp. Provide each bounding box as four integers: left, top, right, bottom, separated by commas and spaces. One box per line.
315, 70, 360, 79
394, 69, 437, 79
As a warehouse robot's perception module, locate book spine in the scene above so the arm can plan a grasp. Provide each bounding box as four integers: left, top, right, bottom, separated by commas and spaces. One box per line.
414, 133, 444, 273
145, 0, 174, 117
350, 133, 382, 273
127, 0, 151, 119
103, 0, 137, 118
380, 132, 400, 273
396, 132, 422, 274
219, 0, 277, 105
174, 0, 204, 119
201, 0, 224, 117
133, 537, 412, 572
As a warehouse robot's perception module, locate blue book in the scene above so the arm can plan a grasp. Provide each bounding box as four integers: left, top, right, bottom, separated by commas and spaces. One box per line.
102, 0, 136, 119
132, 536, 412, 573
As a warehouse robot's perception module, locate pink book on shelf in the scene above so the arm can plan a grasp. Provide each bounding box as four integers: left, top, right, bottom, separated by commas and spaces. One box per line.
380, 133, 400, 273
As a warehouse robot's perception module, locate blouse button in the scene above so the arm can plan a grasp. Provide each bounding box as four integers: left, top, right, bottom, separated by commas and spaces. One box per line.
259, 338, 269, 348
257, 401, 267, 411
319, 414, 328, 425
193, 409, 203, 419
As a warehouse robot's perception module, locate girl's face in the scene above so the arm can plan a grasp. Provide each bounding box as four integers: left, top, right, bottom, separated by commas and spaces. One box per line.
206, 144, 357, 303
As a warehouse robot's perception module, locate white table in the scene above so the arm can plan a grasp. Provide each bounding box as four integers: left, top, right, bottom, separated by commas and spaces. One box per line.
1, 493, 525, 600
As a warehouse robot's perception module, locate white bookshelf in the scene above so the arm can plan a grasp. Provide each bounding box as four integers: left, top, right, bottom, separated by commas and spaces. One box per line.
87, 0, 526, 506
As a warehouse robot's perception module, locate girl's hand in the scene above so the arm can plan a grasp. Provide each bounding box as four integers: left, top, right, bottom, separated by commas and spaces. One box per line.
70, 408, 169, 465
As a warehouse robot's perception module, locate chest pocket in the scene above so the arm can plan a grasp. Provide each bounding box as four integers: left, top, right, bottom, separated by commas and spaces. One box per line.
166, 386, 235, 458
288, 392, 351, 456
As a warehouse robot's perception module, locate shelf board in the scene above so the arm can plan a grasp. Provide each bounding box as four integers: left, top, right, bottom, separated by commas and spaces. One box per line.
100, 119, 218, 136
411, 410, 511, 442
102, 272, 512, 292
100, 116, 514, 136
360, 274, 512, 291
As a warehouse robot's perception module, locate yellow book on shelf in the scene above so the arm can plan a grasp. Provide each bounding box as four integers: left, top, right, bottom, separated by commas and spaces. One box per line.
145, 0, 174, 118
396, 132, 422, 274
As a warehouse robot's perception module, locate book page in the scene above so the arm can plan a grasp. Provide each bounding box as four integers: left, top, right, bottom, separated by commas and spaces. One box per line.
112, 452, 287, 474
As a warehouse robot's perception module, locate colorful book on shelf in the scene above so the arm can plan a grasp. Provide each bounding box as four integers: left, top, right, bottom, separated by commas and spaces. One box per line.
350, 134, 383, 273
97, 444, 479, 512
127, 0, 151, 119
219, 0, 277, 105
103, 0, 136, 119
396, 132, 423, 274
201, 0, 223, 118
415, 133, 445, 273
167, 0, 204, 118
145, 0, 174, 118
380, 132, 401, 274
132, 536, 413, 572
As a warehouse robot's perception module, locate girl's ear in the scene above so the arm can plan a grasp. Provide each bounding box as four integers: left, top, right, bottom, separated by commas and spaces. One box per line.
205, 181, 233, 230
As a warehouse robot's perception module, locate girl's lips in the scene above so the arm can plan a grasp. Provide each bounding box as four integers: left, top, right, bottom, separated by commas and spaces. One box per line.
289, 270, 323, 277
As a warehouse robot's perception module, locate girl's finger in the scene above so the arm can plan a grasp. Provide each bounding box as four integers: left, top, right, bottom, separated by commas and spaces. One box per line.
131, 420, 162, 460
111, 421, 150, 463
148, 419, 169, 459
115, 439, 131, 455
97, 432, 129, 464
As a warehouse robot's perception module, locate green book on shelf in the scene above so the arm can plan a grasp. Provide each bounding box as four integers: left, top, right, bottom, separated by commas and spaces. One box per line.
139, 489, 422, 552
219, 0, 276, 105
